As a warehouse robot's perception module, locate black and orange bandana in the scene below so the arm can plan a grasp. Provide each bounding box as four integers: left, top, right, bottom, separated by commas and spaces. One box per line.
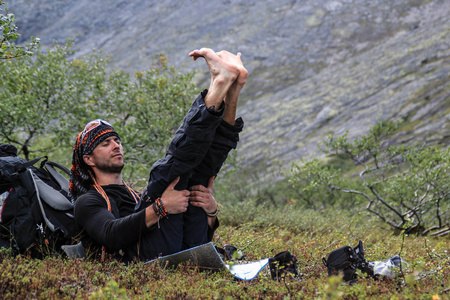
69, 120, 120, 199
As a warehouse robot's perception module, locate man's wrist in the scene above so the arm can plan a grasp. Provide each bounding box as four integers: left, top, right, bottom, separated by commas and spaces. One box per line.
206, 207, 219, 218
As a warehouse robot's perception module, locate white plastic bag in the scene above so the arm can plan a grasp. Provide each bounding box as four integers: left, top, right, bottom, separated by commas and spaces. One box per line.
370, 255, 403, 278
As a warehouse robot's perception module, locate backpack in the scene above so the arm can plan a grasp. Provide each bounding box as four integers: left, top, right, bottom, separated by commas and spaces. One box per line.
268, 251, 300, 281
215, 244, 246, 261
322, 240, 373, 282
0, 144, 80, 257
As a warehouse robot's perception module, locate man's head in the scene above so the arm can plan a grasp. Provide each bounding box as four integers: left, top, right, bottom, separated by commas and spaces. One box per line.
69, 119, 121, 199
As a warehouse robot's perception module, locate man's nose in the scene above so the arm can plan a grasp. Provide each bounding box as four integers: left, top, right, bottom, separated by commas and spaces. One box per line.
112, 140, 121, 148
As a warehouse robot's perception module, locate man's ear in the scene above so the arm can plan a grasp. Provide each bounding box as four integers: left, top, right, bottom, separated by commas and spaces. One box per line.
83, 154, 95, 167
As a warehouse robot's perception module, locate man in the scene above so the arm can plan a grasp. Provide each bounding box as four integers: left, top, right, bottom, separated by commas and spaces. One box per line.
70, 48, 248, 261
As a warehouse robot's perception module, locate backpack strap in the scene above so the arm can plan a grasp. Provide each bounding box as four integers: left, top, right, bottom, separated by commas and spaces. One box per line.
31, 172, 74, 211
28, 169, 57, 232
44, 160, 71, 177
44, 161, 71, 195
15, 156, 46, 172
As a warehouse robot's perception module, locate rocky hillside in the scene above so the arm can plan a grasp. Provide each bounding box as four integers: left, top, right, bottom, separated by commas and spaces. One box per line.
9, 0, 450, 178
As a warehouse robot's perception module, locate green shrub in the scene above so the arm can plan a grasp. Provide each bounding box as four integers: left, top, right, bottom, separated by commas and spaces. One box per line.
0, 41, 198, 184
290, 120, 449, 236
0, 1, 39, 60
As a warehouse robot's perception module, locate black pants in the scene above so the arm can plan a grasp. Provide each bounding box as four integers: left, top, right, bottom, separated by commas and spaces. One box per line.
135, 90, 243, 260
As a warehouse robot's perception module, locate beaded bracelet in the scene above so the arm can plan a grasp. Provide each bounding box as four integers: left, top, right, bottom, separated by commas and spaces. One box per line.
152, 198, 168, 218
157, 198, 168, 217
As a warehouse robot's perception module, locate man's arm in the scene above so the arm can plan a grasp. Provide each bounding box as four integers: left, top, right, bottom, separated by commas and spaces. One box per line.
75, 178, 189, 251
75, 192, 149, 251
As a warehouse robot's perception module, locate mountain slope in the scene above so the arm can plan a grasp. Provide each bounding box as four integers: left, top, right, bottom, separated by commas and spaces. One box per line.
9, 0, 450, 177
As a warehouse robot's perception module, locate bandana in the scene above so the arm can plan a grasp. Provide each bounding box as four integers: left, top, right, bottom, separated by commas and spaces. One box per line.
69, 120, 120, 199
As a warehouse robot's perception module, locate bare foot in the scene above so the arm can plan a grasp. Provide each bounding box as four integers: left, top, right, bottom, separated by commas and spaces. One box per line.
211, 51, 249, 124
189, 48, 239, 84
189, 48, 240, 108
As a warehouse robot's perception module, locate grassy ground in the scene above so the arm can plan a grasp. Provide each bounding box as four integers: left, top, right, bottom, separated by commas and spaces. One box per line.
0, 208, 449, 299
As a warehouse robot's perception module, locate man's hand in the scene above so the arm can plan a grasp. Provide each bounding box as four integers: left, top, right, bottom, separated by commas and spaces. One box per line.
160, 177, 190, 214
189, 176, 218, 215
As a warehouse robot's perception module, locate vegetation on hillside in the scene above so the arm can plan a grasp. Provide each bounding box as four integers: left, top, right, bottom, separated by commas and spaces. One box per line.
290, 120, 449, 237
1, 210, 449, 299
0, 41, 197, 184
0, 1, 39, 60
0, 4, 448, 297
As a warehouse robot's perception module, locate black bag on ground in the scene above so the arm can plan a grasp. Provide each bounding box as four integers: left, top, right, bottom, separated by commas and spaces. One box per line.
269, 251, 300, 281
215, 244, 246, 261
322, 240, 373, 282
0, 144, 80, 257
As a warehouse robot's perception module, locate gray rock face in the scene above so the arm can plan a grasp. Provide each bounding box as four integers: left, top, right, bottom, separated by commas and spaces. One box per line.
10, 0, 450, 176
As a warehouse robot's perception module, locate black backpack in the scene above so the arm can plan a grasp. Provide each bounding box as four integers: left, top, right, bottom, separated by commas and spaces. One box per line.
0, 144, 80, 257
268, 251, 300, 281
322, 240, 373, 282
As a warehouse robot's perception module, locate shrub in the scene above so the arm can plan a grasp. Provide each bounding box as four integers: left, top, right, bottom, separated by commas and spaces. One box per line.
290, 120, 449, 236
0, 41, 198, 184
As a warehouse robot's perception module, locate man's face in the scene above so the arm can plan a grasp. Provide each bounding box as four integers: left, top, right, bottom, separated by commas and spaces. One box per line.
84, 136, 124, 174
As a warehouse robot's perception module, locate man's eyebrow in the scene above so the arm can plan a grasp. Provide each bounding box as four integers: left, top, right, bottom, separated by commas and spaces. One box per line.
102, 137, 120, 144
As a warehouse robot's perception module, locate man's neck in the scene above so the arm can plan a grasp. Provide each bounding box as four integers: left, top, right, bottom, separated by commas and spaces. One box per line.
93, 171, 123, 186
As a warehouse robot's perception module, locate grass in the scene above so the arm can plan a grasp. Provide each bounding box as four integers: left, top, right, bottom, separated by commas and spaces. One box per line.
1, 208, 449, 299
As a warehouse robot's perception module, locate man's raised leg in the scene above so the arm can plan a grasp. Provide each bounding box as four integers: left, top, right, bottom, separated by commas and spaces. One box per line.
183, 51, 248, 249
138, 49, 241, 257
219, 51, 248, 124
145, 48, 241, 200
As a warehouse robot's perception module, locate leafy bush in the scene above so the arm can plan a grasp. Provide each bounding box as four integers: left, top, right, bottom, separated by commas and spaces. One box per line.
0, 41, 198, 184
289, 158, 363, 210
290, 120, 449, 236
0, 1, 39, 60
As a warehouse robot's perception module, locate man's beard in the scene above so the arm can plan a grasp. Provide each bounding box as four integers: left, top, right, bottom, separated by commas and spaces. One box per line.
96, 161, 124, 174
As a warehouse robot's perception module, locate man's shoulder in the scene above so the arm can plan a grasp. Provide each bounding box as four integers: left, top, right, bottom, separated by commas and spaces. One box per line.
75, 188, 104, 206
73, 188, 112, 221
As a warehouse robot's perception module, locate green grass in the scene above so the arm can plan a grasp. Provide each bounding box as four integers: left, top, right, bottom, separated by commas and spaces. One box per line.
1, 208, 448, 299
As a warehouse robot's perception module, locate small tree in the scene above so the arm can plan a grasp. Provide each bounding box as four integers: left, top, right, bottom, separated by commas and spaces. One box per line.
290, 120, 449, 236
0, 41, 198, 185
0, 1, 39, 60
0, 41, 110, 159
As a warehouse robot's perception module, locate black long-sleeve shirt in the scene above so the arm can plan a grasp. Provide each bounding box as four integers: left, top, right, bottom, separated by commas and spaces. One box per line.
75, 184, 219, 261
74, 185, 151, 253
